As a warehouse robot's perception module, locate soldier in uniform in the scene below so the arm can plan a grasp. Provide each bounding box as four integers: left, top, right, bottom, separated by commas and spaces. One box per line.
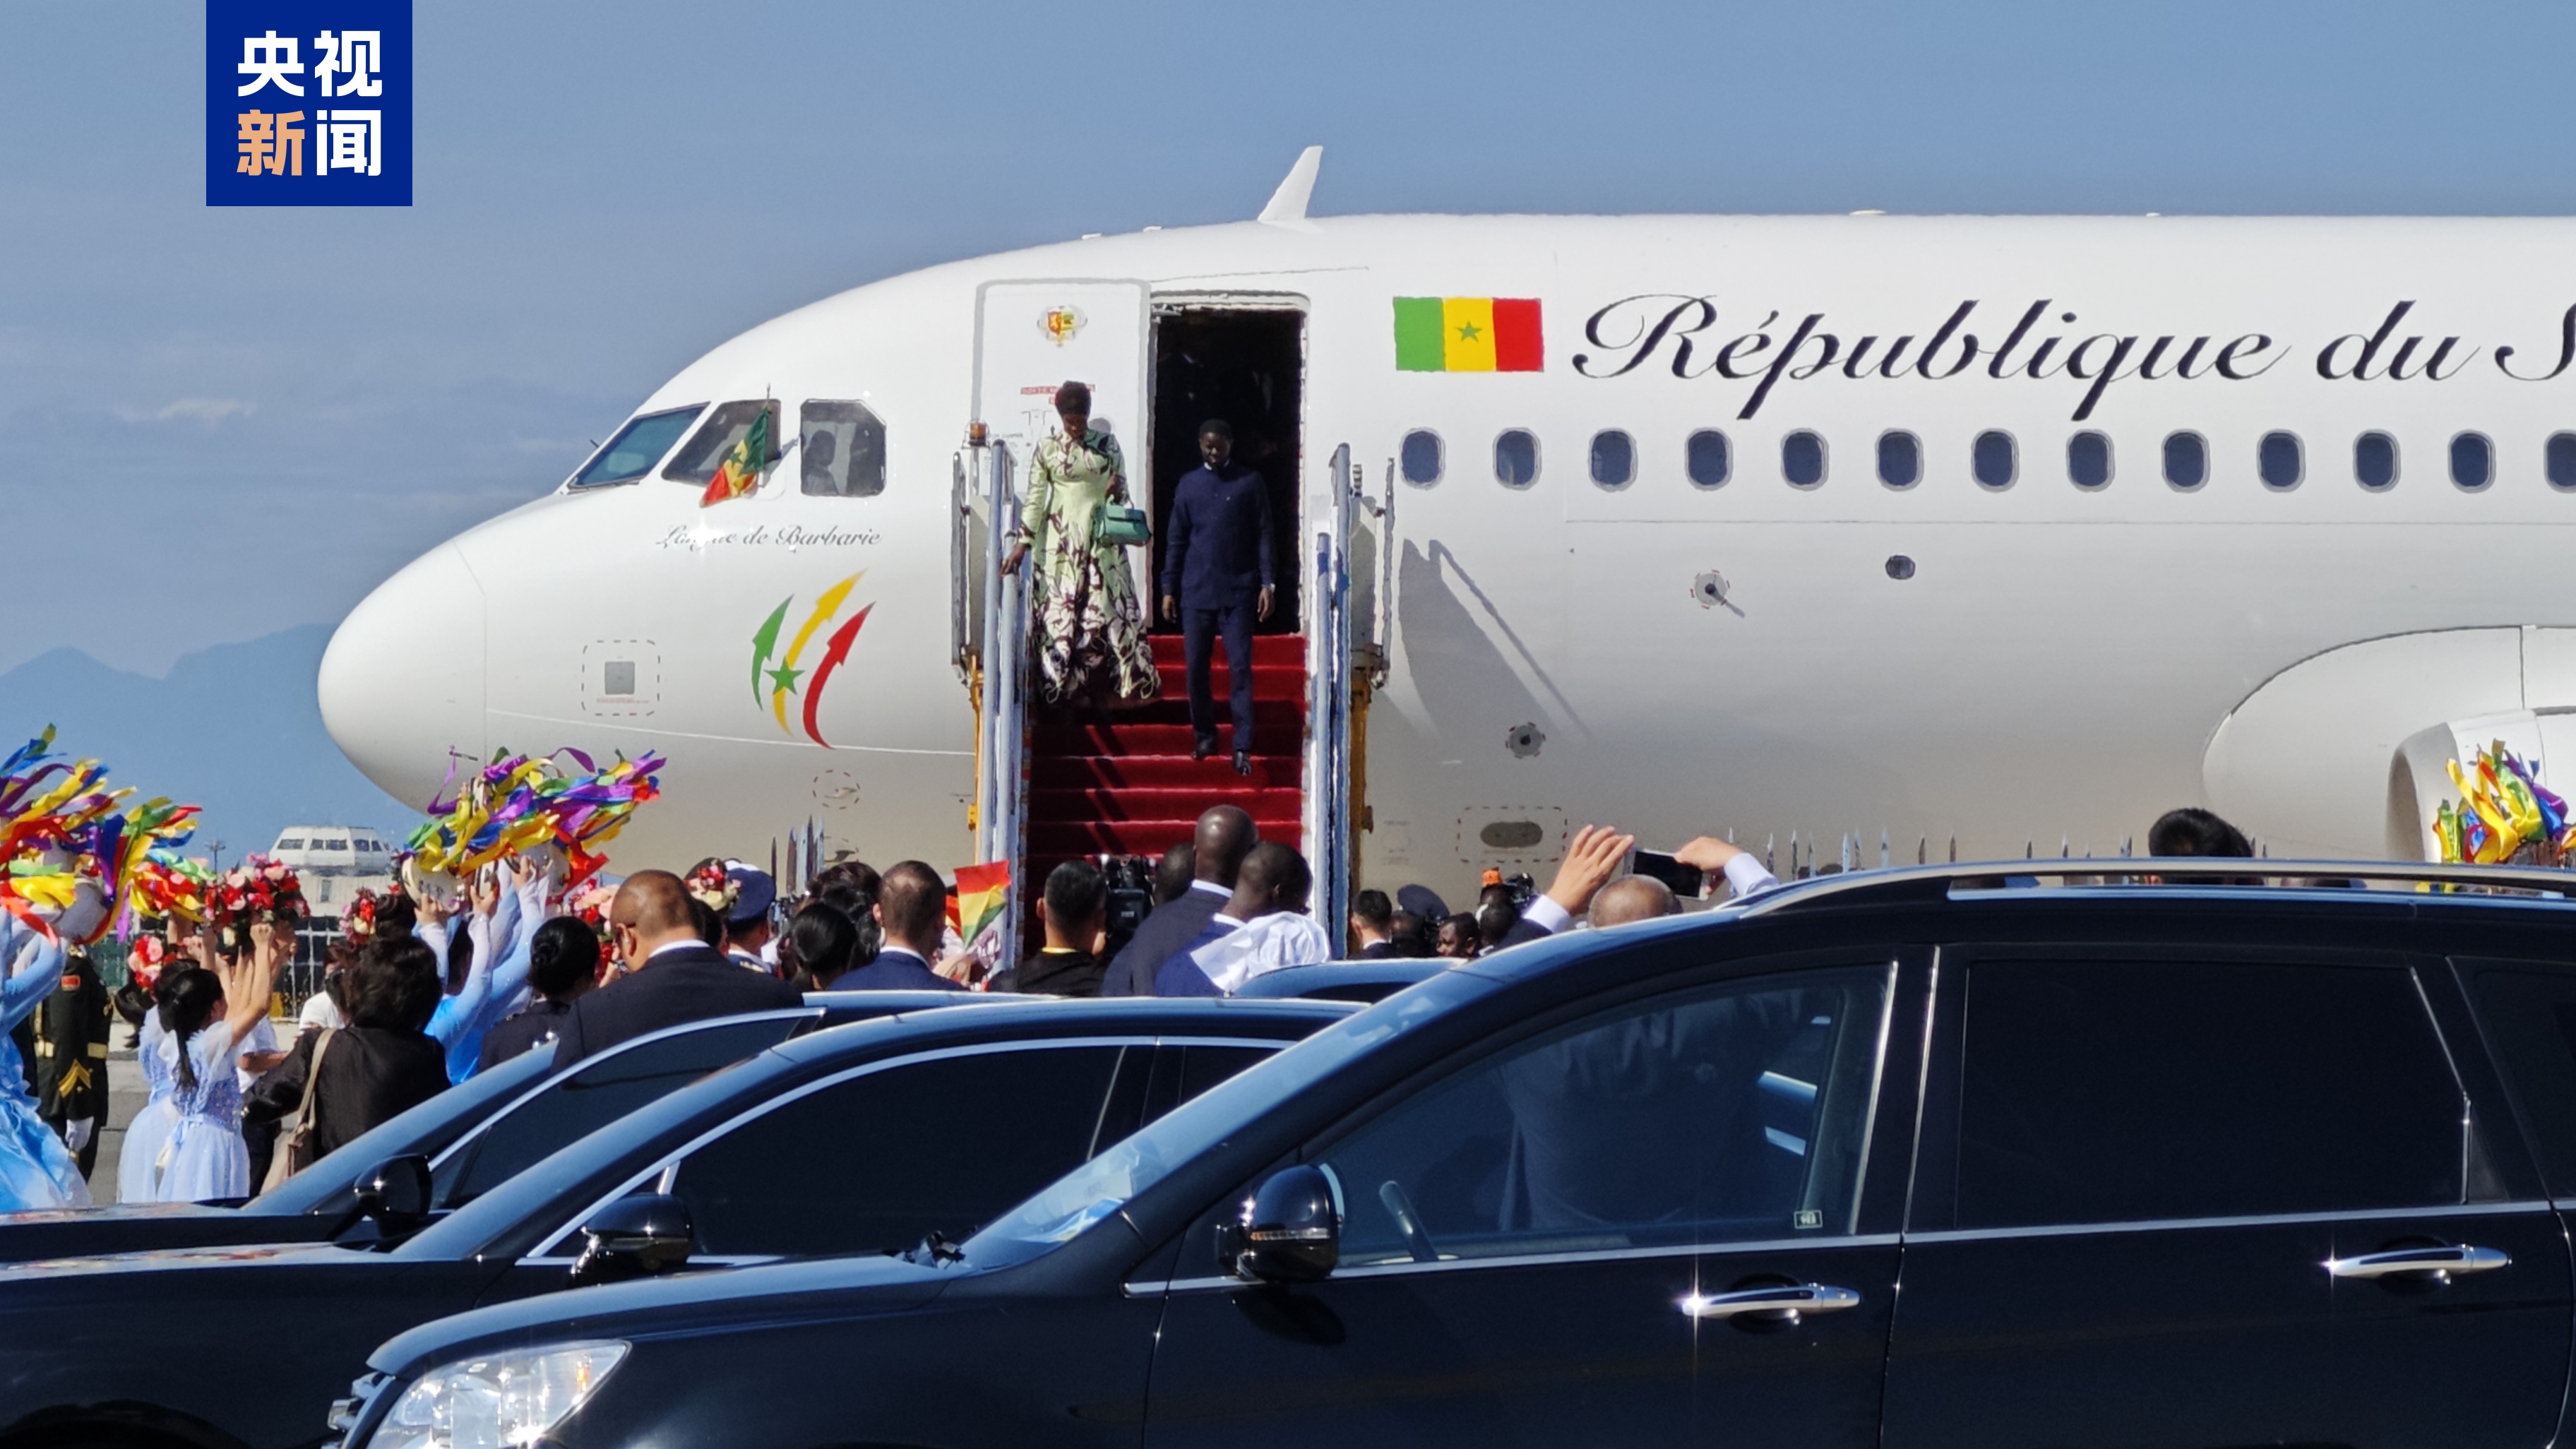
30, 948, 109, 1179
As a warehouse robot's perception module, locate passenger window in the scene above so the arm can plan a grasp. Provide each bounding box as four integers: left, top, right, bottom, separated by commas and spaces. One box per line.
2452, 431, 2495, 491
2550, 433, 2576, 491
2259, 431, 2303, 490
2461, 967, 2576, 1193
1972, 429, 2015, 490
669, 1046, 1129, 1258
1173, 1046, 1272, 1108
1957, 958, 2467, 1229
662, 400, 781, 487
2355, 431, 2398, 491
276, 838, 305, 851
435, 1015, 805, 1206
2068, 431, 2111, 490
798, 400, 886, 497
571, 405, 704, 489
1493, 429, 1539, 489
1400, 429, 1443, 487
1782, 430, 1827, 489
1318, 965, 1890, 1266
1589, 430, 1635, 489
1878, 431, 1921, 489
1685, 429, 1731, 489
2163, 431, 2208, 490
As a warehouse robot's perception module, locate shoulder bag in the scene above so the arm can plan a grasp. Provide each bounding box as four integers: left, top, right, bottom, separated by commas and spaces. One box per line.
259, 1028, 333, 1193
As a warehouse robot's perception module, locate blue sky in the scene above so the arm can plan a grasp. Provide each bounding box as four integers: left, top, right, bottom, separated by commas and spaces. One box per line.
6, 0, 2576, 676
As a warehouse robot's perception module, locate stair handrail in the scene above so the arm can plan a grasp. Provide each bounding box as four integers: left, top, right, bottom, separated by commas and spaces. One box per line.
976, 441, 1030, 958
951, 446, 973, 679
1305, 445, 1356, 943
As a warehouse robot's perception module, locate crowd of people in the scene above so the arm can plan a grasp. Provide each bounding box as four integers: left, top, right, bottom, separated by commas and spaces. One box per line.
0, 797, 2269, 1214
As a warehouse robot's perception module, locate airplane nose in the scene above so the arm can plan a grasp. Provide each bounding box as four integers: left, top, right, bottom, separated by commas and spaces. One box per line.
320, 542, 487, 813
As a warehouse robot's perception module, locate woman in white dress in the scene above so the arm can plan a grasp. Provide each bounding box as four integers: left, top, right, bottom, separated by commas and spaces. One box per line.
144, 923, 286, 1203
114, 1007, 177, 1203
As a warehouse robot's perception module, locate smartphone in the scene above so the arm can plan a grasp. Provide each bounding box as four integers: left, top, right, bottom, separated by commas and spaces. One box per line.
1628, 849, 1706, 899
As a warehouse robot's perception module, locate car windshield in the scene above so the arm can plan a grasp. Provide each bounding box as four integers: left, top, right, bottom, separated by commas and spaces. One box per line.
962, 974, 1487, 1269
571, 405, 704, 487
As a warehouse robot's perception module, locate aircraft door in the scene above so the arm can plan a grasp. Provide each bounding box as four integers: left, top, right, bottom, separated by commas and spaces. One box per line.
973, 279, 1154, 583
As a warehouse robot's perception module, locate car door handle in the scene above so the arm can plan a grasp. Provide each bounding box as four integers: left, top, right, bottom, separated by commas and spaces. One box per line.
2325, 1245, 2510, 1281
1680, 1284, 1861, 1320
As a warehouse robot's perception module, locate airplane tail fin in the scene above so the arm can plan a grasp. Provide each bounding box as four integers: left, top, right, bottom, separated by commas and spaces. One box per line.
1258, 145, 1323, 225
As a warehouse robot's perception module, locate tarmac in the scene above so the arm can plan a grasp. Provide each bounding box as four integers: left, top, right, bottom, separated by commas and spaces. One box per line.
88, 1044, 150, 1204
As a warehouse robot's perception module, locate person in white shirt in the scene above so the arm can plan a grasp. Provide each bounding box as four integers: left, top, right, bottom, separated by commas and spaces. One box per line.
1503, 829, 1782, 946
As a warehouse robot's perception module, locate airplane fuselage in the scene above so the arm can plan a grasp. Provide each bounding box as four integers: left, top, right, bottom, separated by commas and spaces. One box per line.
321, 213, 2576, 892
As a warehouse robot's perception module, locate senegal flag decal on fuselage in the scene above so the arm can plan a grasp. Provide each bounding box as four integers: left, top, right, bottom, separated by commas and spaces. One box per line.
1393, 297, 1543, 372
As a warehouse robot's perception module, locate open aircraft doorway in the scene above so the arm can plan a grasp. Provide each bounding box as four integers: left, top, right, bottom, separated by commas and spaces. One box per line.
1150, 304, 1306, 634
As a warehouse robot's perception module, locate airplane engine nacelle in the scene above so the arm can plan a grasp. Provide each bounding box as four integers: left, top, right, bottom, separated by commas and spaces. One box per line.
2205, 627, 2576, 859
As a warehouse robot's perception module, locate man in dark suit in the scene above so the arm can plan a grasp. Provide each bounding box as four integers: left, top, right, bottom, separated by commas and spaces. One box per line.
1349, 888, 1395, 958
551, 871, 802, 1068
1159, 419, 1275, 775
837, 861, 970, 991
1102, 804, 1256, 996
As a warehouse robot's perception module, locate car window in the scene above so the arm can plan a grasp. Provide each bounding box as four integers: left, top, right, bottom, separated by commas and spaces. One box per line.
669, 1045, 1133, 1258
1318, 966, 1891, 1267
1173, 1046, 1270, 1109
1957, 958, 2467, 1229
248, 1042, 557, 1217
434, 1015, 806, 1205
2461, 966, 2576, 1193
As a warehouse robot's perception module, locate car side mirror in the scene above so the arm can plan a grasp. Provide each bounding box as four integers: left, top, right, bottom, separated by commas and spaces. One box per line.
1218, 1165, 1340, 1284
355, 1155, 433, 1229
570, 1193, 697, 1289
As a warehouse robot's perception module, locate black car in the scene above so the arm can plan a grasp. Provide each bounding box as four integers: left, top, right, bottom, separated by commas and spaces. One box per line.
0, 992, 996, 1263
345, 864, 2576, 1449
1229, 960, 1445, 1003
0, 997, 1348, 1449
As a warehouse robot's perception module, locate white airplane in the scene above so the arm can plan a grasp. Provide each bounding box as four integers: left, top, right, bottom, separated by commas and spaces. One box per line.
320, 148, 2576, 922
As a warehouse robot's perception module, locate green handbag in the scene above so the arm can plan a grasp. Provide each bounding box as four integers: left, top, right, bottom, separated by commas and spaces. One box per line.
1093, 501, 1151, 547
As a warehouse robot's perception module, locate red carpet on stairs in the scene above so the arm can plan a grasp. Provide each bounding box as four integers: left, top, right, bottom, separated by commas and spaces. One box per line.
1024, 634, 1306, 886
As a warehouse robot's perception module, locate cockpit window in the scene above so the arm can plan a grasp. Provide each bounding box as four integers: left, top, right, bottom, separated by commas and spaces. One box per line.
569, 405, 704, 489
662, 400, 782, 487
800, 400, 888, 497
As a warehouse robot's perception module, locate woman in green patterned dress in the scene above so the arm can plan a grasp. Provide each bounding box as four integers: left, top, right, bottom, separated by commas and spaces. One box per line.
999, 382, 1161, 707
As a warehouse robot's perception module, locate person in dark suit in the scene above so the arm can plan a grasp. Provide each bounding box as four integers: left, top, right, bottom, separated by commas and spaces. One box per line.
32, 948, 109, 1178
1152, 842, 1311, 997
477, 917, 601, 1071
1349, 889, 1395, 958
1102, 805, 1258, 996
991, 860, 1111, 997
835, 861, 970, 992
1159, 419, 1275, 775
551, 871, 803, 1068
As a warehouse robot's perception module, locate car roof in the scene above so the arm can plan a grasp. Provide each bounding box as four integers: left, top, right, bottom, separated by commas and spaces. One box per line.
1455, 859, 2576, 992
769, 994, 1358, 1065
1229, 960, 1448, 1001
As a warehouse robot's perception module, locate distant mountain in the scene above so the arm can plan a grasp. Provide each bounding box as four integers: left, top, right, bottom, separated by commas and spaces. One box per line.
0, 625, 416, 860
